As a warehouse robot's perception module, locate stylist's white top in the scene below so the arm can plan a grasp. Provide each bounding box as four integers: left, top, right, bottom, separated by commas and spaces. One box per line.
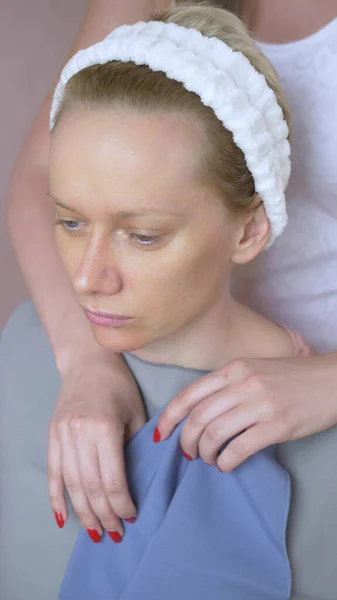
232, 18, 337, 353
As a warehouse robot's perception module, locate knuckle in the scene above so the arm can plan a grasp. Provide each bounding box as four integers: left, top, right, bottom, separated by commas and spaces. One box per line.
205, 423, 222, 443
162, 402, 180, 425
47, 472, 61, 494
47, 464, 57, 481
95, 418, 124, 442
100, 418, 116, 433
189, 406, 207, 428
215, 368, 230, 386
158, 414, 175, 434
93, 418, 118, 439
55, 413, 72, 431
48, 493, 61, 508
69, 415, 86, 433
93, 415, 114, 430
245, 372, 263, 390
226, 358, 250, 377
104, 477, 123, 498
48, 420, 57, 436
64, 476, 81, 494
83, 479, 102, 497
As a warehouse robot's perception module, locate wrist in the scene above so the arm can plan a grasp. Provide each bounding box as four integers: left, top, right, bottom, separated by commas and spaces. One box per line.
56, 335, 113, 376
56, 337, 126, 377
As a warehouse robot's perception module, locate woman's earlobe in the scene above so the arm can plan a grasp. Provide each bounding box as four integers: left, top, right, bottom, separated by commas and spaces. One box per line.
231, 202, 270, 265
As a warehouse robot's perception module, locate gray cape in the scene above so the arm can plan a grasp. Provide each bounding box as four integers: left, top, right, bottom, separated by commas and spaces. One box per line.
0, 300, 336, 599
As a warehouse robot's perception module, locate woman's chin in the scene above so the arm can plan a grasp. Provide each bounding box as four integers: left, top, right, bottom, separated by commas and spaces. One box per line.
91, 323, 147, 354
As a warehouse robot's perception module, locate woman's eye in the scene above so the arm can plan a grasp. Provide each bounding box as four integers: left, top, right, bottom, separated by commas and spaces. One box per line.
129, 233, 162, 246
55, 218, 84, 231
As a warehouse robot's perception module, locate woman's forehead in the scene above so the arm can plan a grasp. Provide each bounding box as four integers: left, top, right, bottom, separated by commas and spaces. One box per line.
50, 108, 213, 215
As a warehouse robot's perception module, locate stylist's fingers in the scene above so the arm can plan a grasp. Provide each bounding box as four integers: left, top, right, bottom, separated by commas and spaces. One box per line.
179, 387, 240, 460
217, 422, 282, 472
74, 434, 125, 543
156, 371, 229, 440
73, 423, 136, 535
197, 402, 264, 465
59, 422, 103, 542
157, 360, 251, 441
48, 422, 68, 528
96, 430, 137, 522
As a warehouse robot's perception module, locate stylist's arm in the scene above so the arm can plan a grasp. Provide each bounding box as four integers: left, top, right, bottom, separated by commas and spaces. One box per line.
156, 353, 337, 470
6, 0, 170, 541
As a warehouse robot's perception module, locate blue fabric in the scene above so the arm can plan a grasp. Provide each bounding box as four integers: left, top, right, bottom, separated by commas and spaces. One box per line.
59, 414, 291, 600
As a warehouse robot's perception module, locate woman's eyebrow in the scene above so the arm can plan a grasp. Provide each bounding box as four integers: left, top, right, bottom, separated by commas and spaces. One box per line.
47, 193, 79, 213
116, 209, 185, 218
48, 192, 185, 218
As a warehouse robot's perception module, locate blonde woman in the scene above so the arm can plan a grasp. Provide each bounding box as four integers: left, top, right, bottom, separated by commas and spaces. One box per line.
46, 3, 307, 597
2, 1, 337, 599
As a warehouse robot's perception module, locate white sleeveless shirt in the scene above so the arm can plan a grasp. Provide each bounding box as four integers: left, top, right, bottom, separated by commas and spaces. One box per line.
232, 18, 337, 353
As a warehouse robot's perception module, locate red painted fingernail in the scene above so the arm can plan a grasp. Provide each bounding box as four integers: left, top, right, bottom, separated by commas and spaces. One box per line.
183, 451, 193, 461
153, 426, 161, 443
87, 528, 101, 543
124, 517, 136, 523
108, 530, 122, 543
54, 511, 64, 529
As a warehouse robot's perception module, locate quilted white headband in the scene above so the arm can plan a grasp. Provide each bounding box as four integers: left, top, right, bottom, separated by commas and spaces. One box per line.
50, 21, 291, 246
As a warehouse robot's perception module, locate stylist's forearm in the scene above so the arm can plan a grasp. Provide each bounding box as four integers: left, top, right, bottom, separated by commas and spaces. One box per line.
6, 160, 103, 374
5, 0, 170, 373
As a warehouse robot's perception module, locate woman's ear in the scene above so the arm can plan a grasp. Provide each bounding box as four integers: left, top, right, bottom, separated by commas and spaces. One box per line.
231, 195, 270, 264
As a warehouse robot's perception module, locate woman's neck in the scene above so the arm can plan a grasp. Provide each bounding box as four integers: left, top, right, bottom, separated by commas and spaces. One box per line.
131, 291, 234, 370
131, 294, 296, 371
243, 0, 337, 44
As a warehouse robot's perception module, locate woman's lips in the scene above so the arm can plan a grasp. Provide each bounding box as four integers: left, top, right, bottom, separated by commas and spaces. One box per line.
83, 308, 132, 328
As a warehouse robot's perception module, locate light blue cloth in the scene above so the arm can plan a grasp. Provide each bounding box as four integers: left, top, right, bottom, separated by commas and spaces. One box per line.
59, 355, 291, 600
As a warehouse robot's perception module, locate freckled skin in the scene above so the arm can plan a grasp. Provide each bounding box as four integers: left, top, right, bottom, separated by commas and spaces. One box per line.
50, 108, 253, 366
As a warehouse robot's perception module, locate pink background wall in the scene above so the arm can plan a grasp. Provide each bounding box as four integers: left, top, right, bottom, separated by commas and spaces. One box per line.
0, 0, 87, 330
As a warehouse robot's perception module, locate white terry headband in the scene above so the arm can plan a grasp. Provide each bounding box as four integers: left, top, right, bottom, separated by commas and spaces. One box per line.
50, 21, 291, 247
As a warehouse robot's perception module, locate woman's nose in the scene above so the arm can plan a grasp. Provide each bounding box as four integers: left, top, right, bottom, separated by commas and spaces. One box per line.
73, 240, 123, 296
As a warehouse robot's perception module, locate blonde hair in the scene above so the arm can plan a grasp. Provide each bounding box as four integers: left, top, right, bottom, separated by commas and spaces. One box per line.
52, 1, 290, 213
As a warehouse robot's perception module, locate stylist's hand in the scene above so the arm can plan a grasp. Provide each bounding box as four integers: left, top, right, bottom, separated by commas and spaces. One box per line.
155, 353, 337, 471
48, 349, 145, 543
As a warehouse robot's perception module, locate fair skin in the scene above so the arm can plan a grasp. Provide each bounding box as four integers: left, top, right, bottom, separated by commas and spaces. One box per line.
6, 0, 170, 535
50, 105, 295, 539
244, 0, 337, 44
6, 0, 337, 536
157, 0, 337, 468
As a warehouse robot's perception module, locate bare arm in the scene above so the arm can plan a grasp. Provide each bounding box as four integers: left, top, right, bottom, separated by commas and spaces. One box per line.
6, 0, 167, 374
155, 0, 337, 469
6, 0, 171, 540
